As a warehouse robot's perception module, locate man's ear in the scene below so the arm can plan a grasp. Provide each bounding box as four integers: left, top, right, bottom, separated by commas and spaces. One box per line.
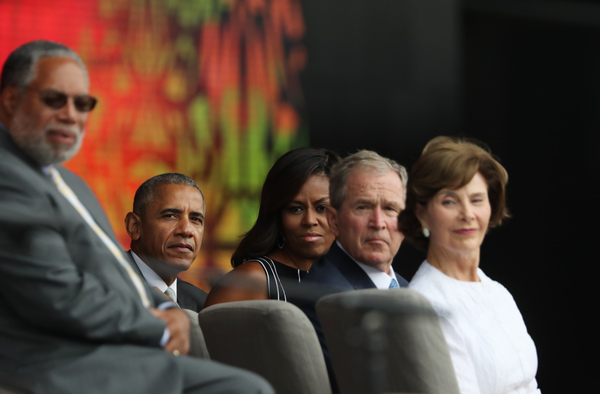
0, 86, 21, 118
124, 212, 142, 241
326, 206, 340, 238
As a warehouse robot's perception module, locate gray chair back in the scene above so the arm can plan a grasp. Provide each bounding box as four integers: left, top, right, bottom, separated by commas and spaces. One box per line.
182, 309, 210, 359
316, 288, 459, 394
199, 300, 331, 394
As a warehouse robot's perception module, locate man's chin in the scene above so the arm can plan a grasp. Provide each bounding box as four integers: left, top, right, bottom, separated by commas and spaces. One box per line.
47, 139, 82, 164
37, 150, 77, 166
361, 252, 394, 267
164, 258, 194, 272
19, 139, 81, 166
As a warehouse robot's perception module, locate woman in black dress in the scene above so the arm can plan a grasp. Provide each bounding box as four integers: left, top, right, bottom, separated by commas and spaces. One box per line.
204, 147, 341, 306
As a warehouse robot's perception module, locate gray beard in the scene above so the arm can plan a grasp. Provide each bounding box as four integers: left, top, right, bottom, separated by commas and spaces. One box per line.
9, 111, 84, 166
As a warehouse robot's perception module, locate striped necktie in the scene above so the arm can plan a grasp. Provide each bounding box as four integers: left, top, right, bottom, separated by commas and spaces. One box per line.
389, 278, 399, 288
49, 167, 151, 308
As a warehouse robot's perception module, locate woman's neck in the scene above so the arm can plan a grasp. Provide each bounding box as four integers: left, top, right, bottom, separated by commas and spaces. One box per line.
426, 245, 481, 282
268, 249, 312, 272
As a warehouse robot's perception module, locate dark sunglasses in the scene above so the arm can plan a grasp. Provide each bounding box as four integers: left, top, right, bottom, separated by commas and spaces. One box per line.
28, 88, 98, 112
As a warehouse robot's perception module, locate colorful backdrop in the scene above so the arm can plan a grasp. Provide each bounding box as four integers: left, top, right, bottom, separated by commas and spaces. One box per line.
0, 0, 308, 290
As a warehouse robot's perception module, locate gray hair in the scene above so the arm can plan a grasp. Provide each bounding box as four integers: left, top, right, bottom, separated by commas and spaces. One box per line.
0, 40, 89, 93
133, 173, 205, 217
329, 150, 408, 210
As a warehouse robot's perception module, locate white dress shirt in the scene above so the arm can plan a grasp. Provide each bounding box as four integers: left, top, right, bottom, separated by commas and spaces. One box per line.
336, 241, 398, 289
131, 250, 178, 302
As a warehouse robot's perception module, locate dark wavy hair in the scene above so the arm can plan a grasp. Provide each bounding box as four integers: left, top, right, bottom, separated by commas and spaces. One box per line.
231, 147, 341, 267
399, 136, 510, 251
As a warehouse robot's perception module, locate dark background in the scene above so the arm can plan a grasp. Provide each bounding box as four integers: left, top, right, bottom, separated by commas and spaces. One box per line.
302, 0, 597, 392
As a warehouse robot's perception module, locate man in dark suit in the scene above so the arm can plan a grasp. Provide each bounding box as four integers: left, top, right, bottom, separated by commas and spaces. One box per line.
0, 40, 272, 394
125, 173, 208, 312
290, 150, 409, 392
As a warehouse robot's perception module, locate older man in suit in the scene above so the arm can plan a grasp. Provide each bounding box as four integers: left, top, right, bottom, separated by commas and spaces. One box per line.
125, 173, 208, 312
0, 40, 272, 394
290, 150, 409, 392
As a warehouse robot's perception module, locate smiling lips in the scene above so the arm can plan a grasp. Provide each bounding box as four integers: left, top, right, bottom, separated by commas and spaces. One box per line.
46, 128, 78, 145
453, 228, 478, 235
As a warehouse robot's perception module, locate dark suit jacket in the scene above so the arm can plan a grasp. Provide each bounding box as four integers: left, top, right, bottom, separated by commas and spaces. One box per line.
129, 251, 208, 312
0, 129, 187, 392
178, 279, 208, 312
289, 242, 408, 392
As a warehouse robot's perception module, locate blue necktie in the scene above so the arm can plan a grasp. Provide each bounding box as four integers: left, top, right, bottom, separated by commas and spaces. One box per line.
389, 278, 399, 288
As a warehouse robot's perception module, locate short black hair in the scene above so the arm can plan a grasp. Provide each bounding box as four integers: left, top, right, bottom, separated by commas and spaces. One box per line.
133, 173, 205, 217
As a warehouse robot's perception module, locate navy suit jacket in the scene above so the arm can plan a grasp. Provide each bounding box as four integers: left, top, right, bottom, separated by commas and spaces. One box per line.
289, 242, 408, 392
177, 280, 208, 312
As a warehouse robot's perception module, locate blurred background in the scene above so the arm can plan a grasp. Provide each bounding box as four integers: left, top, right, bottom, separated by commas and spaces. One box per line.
1, 0, 595, 391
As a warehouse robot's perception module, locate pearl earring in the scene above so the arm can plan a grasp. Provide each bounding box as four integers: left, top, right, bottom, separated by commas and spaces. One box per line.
422, 227, 430, 238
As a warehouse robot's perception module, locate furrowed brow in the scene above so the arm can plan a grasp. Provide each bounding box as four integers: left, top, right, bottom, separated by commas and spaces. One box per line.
382, 199, 401, 210
190, 211, 205, 221
160, 208, 182, 215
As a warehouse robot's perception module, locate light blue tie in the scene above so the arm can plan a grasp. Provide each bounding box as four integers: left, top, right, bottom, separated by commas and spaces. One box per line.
389, 278, 399, 288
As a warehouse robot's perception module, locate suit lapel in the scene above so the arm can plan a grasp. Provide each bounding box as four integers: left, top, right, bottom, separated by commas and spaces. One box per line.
127, 250, 147, 277
328, 243, 377, 289
56, 166, 117, 241
176, 282, 188, 309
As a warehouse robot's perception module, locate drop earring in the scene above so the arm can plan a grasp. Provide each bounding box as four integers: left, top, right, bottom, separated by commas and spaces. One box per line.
422, 227, 430, 238
277, 232, 286, 249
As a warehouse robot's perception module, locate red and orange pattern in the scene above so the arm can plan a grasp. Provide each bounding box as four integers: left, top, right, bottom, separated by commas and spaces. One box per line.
0, 0, 307, 289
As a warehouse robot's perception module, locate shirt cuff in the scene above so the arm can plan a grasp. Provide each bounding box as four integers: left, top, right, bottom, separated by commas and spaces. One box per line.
157, 301, 179, 347
157, 301, 178, 310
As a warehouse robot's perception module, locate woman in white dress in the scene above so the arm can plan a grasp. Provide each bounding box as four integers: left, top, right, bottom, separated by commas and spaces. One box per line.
399, 136, 541, 394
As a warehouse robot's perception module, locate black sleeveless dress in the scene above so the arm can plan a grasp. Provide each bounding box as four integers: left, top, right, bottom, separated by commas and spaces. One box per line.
246, 256, 308, 301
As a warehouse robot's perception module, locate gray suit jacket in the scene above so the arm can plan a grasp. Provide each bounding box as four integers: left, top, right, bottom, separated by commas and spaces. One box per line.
0, 129, 181, 392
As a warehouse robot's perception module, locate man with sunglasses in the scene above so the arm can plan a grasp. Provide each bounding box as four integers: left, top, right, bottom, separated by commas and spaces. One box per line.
0, 40, 273, 394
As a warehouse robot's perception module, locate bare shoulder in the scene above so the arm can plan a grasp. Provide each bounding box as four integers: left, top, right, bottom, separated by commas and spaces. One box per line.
203, 261, 268, 308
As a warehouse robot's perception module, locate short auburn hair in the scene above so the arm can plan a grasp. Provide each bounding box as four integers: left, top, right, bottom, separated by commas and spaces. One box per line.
399, 136, 509, 251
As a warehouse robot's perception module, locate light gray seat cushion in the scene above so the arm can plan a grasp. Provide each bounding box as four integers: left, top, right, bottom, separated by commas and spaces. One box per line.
182, 309, 210, 359
316, 288, 459, 394
199, 300, 331, 394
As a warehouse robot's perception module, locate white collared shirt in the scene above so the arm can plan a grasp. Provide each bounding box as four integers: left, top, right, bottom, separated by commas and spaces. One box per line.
130, 250, 177, 302
336, 241, 398, 290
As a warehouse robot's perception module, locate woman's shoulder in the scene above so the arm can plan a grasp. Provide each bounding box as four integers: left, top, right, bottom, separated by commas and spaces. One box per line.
478, 268, 524, 313
202, 260, 270, 308
409, 261, 448, 292
409, 261, 488, 317
408, 261, 453, 310
242, 256, 282, 274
